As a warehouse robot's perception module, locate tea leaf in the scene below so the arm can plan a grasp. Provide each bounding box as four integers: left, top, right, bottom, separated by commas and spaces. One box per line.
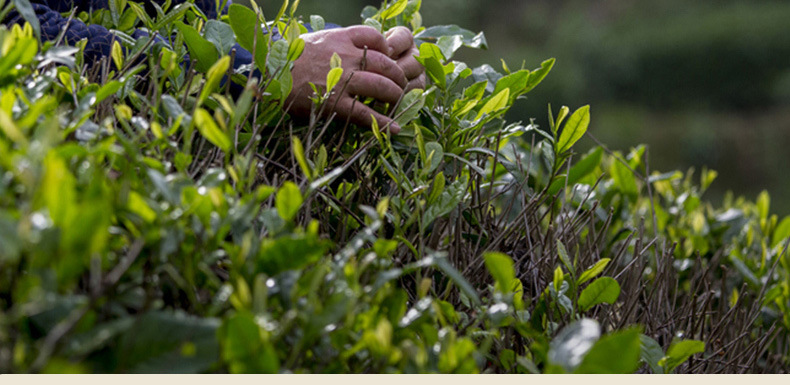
578, 277, 620, 312
556, 105, 590, 153
483, 252, 516, 293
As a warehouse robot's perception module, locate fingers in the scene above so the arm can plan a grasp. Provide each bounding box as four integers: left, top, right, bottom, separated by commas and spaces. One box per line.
385, 27, 415, 59
345, 71, 404, 105
359, 49, 408, 88
404, 73, 426, 93
396, 47, 423, 80
333, 96, 401, 134
345, 25, 390, 55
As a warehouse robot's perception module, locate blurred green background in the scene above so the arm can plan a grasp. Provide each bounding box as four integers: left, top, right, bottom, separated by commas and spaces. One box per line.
250, 0, 790, 213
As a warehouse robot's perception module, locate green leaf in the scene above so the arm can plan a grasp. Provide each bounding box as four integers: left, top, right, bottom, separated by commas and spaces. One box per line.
575, 327, 642, 373
415, 25, 487, 50
423, 141, 443, 174
556, 240, 574, 277
12, 0, 41, 40
483, 252, 516, 293
174, 21, 218, 73
95, 80, 122, 104
204, 19, 236, 56
639, 335, 666, 374
548, 146, 603, 195
422, 57, 446, 89
292, 137, 312, 180
326, 67, 343, 93
287, 37, 305, 62
194, 108, 231, 152
556, 105, 590, 153
257, 231, 329, 275
576, 258, 611, 285
228, 4, 269, 72
275, 181, 302, 221
772, 216, 790, 248
117, 311, 220, 373
219, 312, 279, 374
436, 35, 463, 60
610, 155, 639, 200
310, 15, 325, 31
578, 277, 620, 312
111, 41, 123, 71
394, 89, 426, 128
662, 340, 705, 372
524, 58, 555, 93
476, 88, 509, 120
422, 177, 465, 231
380, 0, 408, 21
199, 55, 230, 105
492, 70, 529, 100
757, 190, 770, 221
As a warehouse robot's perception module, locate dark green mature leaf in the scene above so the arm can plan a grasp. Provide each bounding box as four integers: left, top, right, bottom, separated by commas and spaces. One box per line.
663, 340, 705, 372
174, 22, 218, 73
204, 20, 236, 56
436, 35, 463, 60
575, 327, 642, 373
422, 177, 466, 231
548, 146, 603, 195
219, 312, 279, 373
578, 277, 620, 312
117, 311, 220, 373
228, 4, 268, 72
548, 319, 601, 372
483, 252, 516, 293
415, 25, 487, 50
639, 335, 666, 374
394, 89, 426, 128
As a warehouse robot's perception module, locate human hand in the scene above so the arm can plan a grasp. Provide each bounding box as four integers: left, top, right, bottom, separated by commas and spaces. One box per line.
286, 26, 408, 134
385, 26, 426, 92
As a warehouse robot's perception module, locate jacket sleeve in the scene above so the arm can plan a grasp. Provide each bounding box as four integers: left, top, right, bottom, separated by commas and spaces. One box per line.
5, 3, 117, 63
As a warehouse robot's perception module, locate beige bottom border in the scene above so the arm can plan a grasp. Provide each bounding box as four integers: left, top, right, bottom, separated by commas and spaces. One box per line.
1, 374, 788, 385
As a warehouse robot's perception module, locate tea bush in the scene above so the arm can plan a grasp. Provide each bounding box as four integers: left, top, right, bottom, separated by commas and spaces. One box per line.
0, 0, 788, 373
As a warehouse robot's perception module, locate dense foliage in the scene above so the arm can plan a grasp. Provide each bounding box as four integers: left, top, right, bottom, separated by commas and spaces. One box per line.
1, 0, 789, 373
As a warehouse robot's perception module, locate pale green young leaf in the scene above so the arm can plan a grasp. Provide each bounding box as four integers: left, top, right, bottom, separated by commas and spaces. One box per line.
276, 182, 303, 221
292, 137, 312, 181
199, 56, 230, 105
577, 258, 611, 285
194, 109, 231, 152
330, 52, 342, 69
326, 67, 343, 93
111, 41, 123, 71
380, 0, 408, 21
662, 340, 705, 372
476, 88, 509, 120
483, 252, 515, 293
556, 105, 590, 153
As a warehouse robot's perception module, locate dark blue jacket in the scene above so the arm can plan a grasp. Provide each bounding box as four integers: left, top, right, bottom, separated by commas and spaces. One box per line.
5, 1, 239, 65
